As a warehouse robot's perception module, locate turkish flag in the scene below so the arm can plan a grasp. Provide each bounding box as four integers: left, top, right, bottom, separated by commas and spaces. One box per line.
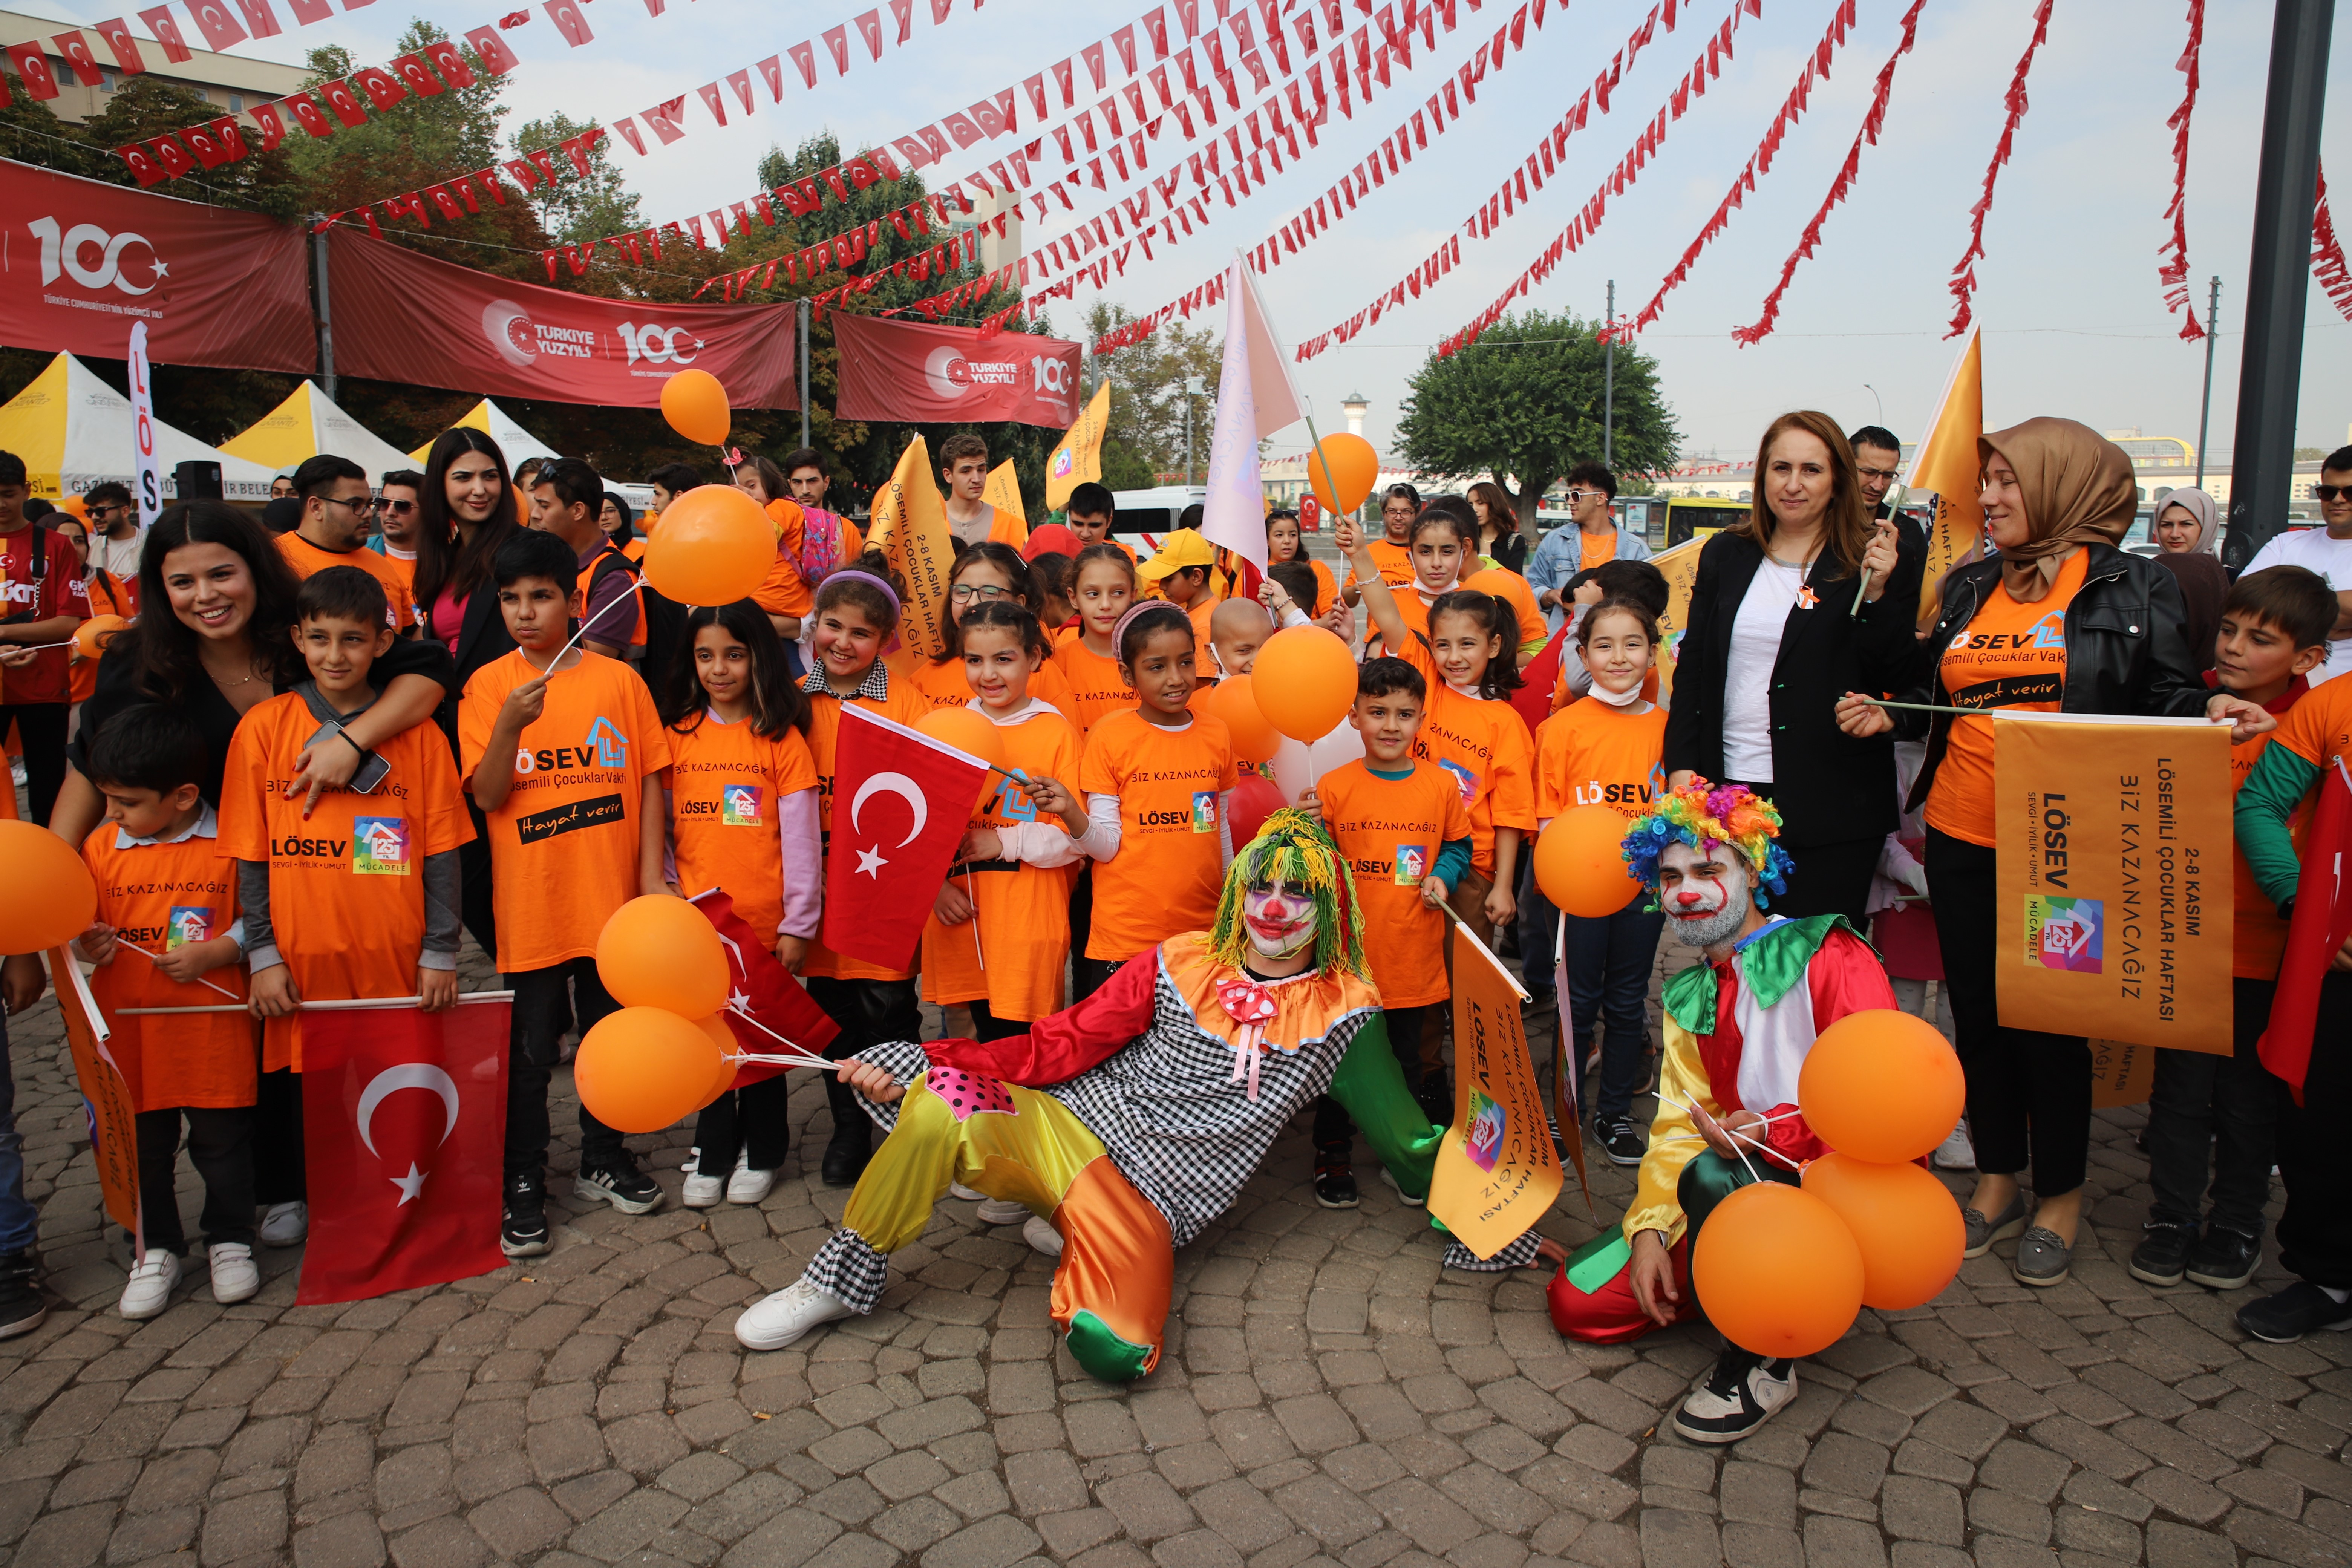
297, 999, 509, 1304
689, 889, 841, 1085
821, 704, 990, 969
2259, 757, 2352, 1102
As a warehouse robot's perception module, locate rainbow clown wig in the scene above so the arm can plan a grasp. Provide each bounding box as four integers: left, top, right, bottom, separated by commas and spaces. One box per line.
1209, 808, 1372, 983
1621, 778, 1795, 910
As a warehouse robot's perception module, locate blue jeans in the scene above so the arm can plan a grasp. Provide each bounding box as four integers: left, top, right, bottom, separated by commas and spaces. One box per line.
1562, 901, 1665, 1123
0, 1008, 37, 1254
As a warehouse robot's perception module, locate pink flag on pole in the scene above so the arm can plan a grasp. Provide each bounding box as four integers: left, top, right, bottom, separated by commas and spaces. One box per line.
1199, 255, 1304, 571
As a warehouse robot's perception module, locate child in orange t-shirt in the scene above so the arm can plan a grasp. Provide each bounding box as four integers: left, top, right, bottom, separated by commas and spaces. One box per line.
74, 704, 259, 1317
219, 568, 473, 1252
1298, 656, 1474, 1197
660, 603, 822, 1208
458, 533, 670, 1254
1052, 544, 1141, 734
922, 601, 1095, 1037
908, 542, 1083, 726
796, 554, 931, 1187
1533, 598, 1670, 1165
1075, 602, 1239, 998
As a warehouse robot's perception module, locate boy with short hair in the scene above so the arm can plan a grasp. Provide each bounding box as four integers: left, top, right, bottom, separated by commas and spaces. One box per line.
1299, 657, 1474, 1206
219, 567, 473, 1249
2133, 566, 2334, 1295
941, 432, 1023, 547
1138, 531, 1219, 649
74, 704, 259, 1318
1064, 482, 1134, 562
529, 458, 637, 658
279, 453, 417, 635
460, 531, 673, 1256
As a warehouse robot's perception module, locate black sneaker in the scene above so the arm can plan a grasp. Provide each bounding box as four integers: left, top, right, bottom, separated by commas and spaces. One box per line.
2128, 1220, 2195, 1287
1313, 1147, 1359, 1210
0, 1251, 46, 1340
1600, 1116, 1646, 1166
501, 1172, 550, 1258
2237, 1280, 2352, 1343
576, 1152, 663, 1215
2186, 1226, 2262, 1291
1673, 1346, 1797, 1444
821, 1122, 872, 1187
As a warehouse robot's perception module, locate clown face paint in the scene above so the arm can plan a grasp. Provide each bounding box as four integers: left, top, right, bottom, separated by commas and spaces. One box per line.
1241, 878, 1320, 964
1656, 840, 1754, 951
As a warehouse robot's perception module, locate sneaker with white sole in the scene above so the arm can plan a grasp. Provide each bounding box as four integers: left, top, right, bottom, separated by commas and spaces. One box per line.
1672, 1346, 1797, 1444
681, 1171, 726, 1208
735, 1278, 856, 1351
576, 1153, 663, 1215
208, 1243, 259, 1305
949, 1182, 987, 1201
1378, 1166, 1427, 1208
258, 1201, 308, 1246
1022, 1215, 1064, 1258
119, 1251, 181, 1320
726, 1165, 776, 1205
975, 1198, 1030, 1226
1932, 1120, 1976, 1171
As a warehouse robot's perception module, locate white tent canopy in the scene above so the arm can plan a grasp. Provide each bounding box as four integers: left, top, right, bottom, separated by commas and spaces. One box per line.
0, 352, 280, 502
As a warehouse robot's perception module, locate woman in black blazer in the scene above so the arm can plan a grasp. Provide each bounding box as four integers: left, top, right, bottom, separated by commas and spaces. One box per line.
1662, 410, 1921, 922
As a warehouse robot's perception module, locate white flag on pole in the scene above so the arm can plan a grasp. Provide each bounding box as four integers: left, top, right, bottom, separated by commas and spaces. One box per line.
1200, 257, 1305, 572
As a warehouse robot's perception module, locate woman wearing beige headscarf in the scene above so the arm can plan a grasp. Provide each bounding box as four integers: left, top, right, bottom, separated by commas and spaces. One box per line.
2151, 488, 2228, 676
1834, 419, 2272, 1288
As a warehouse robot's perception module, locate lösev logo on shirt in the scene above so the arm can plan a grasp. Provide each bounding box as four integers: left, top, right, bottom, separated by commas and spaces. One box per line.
516, 793, 628, 845
511, 717, 631, 779
352, 817, 410, 876
165, 908, 213, 949
1393, 845, 1429, 886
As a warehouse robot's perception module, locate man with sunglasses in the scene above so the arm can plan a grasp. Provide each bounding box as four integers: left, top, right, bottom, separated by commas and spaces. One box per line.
367, 469, 424, 597
2244, 444, 2352, 685
81, 483, 142, 591
279, 454, 417, 636
1527, 461, 1649, 630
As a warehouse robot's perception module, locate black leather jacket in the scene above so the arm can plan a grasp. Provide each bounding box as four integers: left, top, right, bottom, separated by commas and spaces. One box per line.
1898, 543, 2208, 814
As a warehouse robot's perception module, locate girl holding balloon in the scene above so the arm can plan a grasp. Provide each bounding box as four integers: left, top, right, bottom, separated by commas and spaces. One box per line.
921, 600, 1093, 1040
658, 602, 821, 1208
795, 555, 932, 1186
910, 543, 1083, 727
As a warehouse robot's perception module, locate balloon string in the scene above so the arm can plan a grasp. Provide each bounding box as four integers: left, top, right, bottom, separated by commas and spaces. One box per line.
540, 570, 649, 672
7, 640, 75, 652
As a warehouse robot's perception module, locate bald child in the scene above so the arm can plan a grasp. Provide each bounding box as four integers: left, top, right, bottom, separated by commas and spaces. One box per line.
1208, 597, 1275, 681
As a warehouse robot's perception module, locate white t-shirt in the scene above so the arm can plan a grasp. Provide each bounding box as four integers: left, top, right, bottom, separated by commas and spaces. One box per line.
1722, 556, 1809, 781
2243, 526, 2352, 684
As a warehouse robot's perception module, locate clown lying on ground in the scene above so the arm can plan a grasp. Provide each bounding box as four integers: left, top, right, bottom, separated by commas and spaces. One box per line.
733, 810, 1562, 1380
1548, 781, 1896, 1443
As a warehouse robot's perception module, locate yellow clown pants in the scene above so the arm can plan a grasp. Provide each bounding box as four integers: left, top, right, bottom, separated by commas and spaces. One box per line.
843, 1071, 1175, 1381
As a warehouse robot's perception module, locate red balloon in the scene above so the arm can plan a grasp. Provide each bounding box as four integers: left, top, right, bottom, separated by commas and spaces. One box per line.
1229, 775, 1285, 847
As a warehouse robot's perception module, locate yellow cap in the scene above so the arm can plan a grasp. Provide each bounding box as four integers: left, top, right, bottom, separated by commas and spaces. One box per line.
1137, 529, 1217, 580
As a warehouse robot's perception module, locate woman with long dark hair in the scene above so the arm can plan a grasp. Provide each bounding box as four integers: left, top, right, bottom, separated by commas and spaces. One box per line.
1467, 480, 1529, 575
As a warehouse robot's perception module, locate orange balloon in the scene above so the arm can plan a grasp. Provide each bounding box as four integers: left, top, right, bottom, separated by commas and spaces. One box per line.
693, 1013, 741, 1110
1251, 626, 1358, 741
1802, 1152, 1966, 1310
1798, 1009, 1966, 1164
642, 485, 774, 606
72, 614, 129, 660
660, 368, 731, 446
573, 1007, 722, 1134
0, 821, 96, 952
1305, 433, 1380, 515
1691, 1180, 1867, 1359
1205, 675, 1279, 763
595, 895, 729, 1018
1533, 805, 1643, 917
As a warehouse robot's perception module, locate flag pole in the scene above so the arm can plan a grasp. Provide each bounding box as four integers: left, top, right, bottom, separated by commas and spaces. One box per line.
120, 991, 516, 1015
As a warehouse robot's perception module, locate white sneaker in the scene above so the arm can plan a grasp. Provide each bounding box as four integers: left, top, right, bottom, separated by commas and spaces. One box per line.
949, 1182, 987, 1201
1378, 1166, 1428, 1208
680, 1146, 701, 1173
1932, 1121, 1977, 1172
1021, 1215, 1064, 1258
258, 1201, 308, 1246
119, 1251, 181, 1320
681, 1172, 725, 1208
1673, 1348, 1798, 1444
727, 1165, 777, 1205
975, 1198, 1030, 1226
208, 1243, 259, 1304
735, 1278, 856, 1351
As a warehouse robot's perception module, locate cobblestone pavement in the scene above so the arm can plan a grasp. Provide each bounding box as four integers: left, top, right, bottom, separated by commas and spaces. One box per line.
2, 937, 2347, 1568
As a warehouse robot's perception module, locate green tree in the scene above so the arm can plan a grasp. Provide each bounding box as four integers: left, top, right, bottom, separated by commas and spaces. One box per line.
511, 110, 642, 246
1082, 301, 1222, 486
80, 75, 305, 217
1392, 309, 1679, 542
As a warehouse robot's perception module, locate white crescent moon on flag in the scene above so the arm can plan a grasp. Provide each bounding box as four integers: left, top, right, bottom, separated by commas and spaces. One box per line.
850, 772, 927, 847
355, 1064, 461, 1158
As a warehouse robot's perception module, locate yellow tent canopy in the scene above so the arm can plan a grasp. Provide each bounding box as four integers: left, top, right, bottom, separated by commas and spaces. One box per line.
220, 380, 415, 482
0, 352, 279, 502
407, 399, 562, 468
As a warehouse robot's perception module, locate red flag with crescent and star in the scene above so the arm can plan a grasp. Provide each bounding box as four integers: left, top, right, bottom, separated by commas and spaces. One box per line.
296, 997, 510, 1304
821, 703, 991, 969
689, 888, 841, 1083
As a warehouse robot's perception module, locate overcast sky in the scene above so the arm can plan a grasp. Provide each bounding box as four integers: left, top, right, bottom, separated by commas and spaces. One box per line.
21, 0, 2352, 466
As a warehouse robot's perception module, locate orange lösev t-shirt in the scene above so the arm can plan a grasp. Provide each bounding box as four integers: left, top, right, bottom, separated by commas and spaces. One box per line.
83, 829, 256, 1110
1077, 707, 1238, 961
458, 650, 670, 974
800, 671, 933, 982
1051, 639, 1141, 734
1317, 760, 1472, 1008
1534, 698, 1669, 822
922, 706, 1087, 1020
666, 715, 820, 944
1925, 548, 2092, 848
220, 695, 473, 1069
1396, 635, 1536, 880
910, 652, 1084, 730
277, 531, 418, 633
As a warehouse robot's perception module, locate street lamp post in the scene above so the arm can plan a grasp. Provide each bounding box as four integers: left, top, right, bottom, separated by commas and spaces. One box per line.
1863, 384, 1885, 427
2196, 276, 2222, 492
1182, 376, 1206, 486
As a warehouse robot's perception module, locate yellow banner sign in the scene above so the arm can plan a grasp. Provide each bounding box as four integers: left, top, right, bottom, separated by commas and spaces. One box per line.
1430, 923, 1562, 1259
49, 947, 144, 1249
866, 434, 956, 672
1993, 714, 2232, 1053
1046, 379, 1112, 510
1649, 539, 1704, 705
1906, 323, 1986, 628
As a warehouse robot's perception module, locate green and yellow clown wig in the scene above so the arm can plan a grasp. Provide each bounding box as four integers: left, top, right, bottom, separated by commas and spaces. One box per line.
1621, 778, 1795, 910
1210, 808, 1372, 982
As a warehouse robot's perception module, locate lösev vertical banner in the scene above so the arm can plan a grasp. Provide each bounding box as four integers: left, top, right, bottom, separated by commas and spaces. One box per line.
1992, 713, 2232, 1054
324, 228, 799, 408
127, 321, 160, 528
